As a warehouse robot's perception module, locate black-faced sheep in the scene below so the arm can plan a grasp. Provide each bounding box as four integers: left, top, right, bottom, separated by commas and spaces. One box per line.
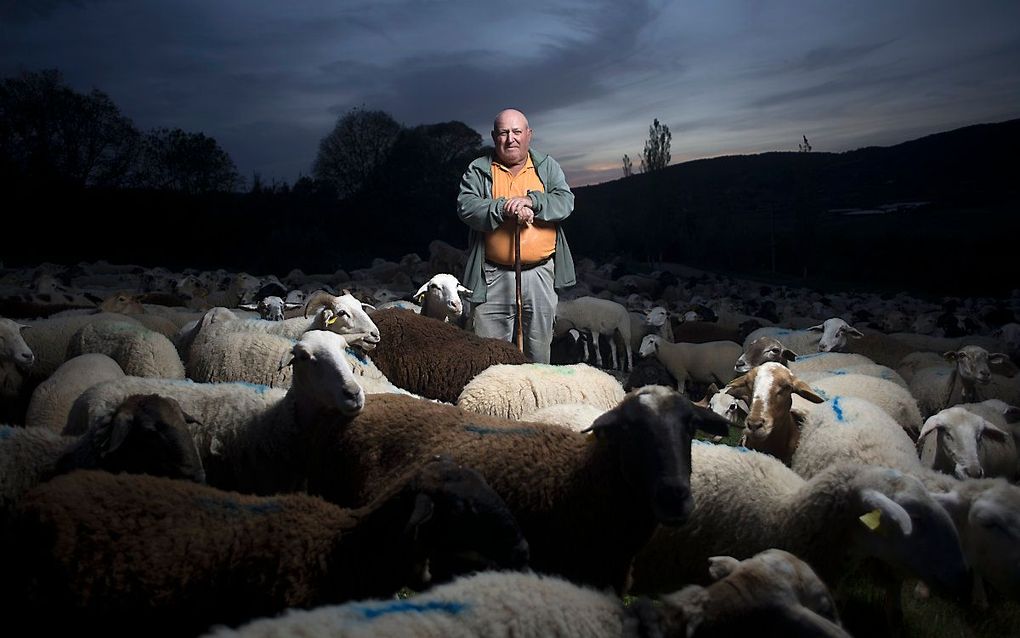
1, 457, 529, 637
304, 384, 731, 594
1, 393, 205, 518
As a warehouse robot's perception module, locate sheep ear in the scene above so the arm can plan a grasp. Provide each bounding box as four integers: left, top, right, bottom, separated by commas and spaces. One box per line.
793, 380, 826, 403
405, 493, 435, 539
782, 348, 797, 362
724, 371, 753, 400
942, 350, 959, 362
692, 404, 731, 436
457, 285, 473, 295
413, 282, 429, 301
238, 303, 258, 311
842, 325, 864, 339
707, 555, 740, 580
1003, 405, 1020, 424
859, 489, 912, 536
980, 423, 1009, 442
917, 418, 945, 441
98, 414, 136, 458
581, 410, 619, 437
807, 323, 825, 332
989, 354, 1018, 377
706, 383, 720, 396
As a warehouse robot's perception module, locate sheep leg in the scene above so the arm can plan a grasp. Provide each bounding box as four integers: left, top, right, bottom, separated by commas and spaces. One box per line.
608, 334, 619, 370
593, 331, 604, 368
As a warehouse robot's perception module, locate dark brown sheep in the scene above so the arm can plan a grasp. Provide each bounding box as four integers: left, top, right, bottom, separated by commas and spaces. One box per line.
2, 456, 528, 638
368, 308, 527, 403
305, 384, 731, 594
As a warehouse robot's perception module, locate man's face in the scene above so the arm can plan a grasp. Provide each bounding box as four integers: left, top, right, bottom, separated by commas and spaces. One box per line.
492, 112, 532, 167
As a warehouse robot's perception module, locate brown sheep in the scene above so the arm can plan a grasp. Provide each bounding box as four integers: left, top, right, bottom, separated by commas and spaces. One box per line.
305, 384, 731, 594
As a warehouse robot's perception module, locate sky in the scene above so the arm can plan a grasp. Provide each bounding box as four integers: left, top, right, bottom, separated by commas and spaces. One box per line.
2, 0, 1019, 188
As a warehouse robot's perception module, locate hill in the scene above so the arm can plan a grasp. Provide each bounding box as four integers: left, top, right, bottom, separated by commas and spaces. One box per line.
565, 118, 1019, 296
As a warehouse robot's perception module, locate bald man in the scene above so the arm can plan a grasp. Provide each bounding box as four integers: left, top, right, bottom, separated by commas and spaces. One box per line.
456, 108, 576, 363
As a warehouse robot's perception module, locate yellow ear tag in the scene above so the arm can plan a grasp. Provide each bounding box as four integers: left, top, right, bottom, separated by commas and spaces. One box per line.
325, 315, 338, 326
859, 508, 882, 531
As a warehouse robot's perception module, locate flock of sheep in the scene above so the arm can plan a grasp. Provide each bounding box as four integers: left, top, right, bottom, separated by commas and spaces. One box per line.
1, 245, 1019, 637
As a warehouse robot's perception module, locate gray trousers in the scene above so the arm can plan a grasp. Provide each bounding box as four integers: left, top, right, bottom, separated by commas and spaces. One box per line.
472, 258, 557, 364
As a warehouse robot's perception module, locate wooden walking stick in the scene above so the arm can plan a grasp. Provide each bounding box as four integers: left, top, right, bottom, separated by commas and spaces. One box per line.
514, 223, 524, 353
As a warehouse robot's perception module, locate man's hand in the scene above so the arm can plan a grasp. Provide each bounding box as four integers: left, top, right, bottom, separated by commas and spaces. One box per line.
504, 196, 535, 225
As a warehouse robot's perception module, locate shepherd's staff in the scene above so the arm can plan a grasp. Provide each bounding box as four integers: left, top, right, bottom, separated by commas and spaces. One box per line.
514, 222, 524, 353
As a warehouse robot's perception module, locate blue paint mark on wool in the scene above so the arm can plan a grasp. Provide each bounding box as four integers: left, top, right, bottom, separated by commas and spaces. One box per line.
235, 382, 271, 395
359, 600, 467, 619
346, 347, 368, 365
0, 426, 14, 440
195, 496, 283, 516
464, 424, 536, 437
831, 397, 845, 422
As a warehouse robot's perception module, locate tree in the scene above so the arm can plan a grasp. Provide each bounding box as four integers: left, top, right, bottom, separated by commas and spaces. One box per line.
799, 135, 812, 152
136, 127, 242, 193
640, 118, 671, 173
0, 68, 141, 188
312, 107, 402, 199
622, 153, 633, 177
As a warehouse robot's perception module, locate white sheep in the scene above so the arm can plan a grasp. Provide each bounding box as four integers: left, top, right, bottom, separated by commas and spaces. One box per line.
908, 345, 1018, 418
456, 363, 625, 420
64, 330, 366, 495
555, 296, 632, 371
0, 317, 35, 419
191, 291, 380, 351
895, 351, 948, 384
917, 405, 1017, 480
933, 479, 1020, 605
413, 273, 471, 323
803, 373, 923, 440
24, 353, 125, 432
788, 351, 875, 375
0, 317, 35, 369
790, 396, 924, 481
794, 362, 909, 389
66, 320, 186, 379
20, 312, 145, 379
519, 402, 607, 432
204, 549, 850, 638
639, 334, 742, 388
628, 305, 674, 353
743, 317, 862, 354
631, 442, 969, 610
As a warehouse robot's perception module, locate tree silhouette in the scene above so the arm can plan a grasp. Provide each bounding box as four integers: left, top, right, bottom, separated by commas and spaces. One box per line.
622, 153, 633, 177
136, 127, 242, 193
798, 135, 812, 152
313, 107, 401, 199
0, 68, 140, 188
640, 118, 671, 173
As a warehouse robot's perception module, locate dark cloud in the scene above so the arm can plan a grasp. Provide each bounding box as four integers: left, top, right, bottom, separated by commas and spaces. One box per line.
0, 0, 105, 24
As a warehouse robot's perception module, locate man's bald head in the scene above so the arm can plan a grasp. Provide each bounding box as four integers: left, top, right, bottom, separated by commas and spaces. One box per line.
492, 109, 532, 168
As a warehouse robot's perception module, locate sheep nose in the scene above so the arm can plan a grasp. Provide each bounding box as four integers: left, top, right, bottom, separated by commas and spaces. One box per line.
746, 416, 764, 431
18, 352, 35, 367
966, 465, 984, 479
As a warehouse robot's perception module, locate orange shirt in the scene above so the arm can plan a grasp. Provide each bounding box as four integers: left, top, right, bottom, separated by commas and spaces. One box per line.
485, 155, 557, 266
